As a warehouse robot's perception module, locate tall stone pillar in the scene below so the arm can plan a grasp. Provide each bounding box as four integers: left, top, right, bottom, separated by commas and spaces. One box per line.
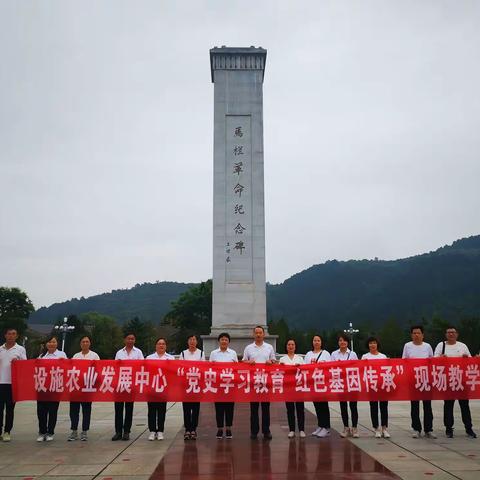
202, 46, 276, 356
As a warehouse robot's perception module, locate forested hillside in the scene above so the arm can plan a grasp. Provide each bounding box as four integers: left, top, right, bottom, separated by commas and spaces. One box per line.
29, 236, 480, 331
29, 282, 194, 324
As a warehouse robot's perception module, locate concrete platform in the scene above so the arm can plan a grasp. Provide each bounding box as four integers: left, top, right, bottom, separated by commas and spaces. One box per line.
0, 400, 478, 479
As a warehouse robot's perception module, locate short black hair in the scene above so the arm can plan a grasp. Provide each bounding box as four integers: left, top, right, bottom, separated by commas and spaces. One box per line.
123, 332, 136, 339
445, 326, 457, 332
79, 335, 92, 343
410, 325, 424, 334
3, 327, 18, 335
154, 337, 167, 345
187, 334, 199, 342
254, 325, 265, 333
366, 336, 380, 350
217, 332, 231, 342
45, 334, 59, 344
337, 333, 350, 344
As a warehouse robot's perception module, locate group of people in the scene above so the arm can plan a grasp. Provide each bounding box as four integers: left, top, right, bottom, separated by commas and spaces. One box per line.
0, 324, 477, 444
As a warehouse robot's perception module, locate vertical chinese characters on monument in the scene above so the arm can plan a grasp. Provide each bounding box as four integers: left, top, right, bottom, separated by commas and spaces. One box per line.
225, 116, 252, 282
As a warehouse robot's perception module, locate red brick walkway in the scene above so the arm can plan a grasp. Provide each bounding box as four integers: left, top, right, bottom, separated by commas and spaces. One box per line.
150, 402, 400, 480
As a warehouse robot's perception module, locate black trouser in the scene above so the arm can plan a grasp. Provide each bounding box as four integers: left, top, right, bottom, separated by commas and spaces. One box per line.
69, 402, 92, 431
369, 401, 388, 428
114, 402, 134, 434
443, 399, 472, 431
0, 384, 15, 434
215, 402, 234, 428
250, 402, 270, 435
410, 400, 433, 433
340, 401, 358, 428
182, 402, 200, 432
148, 402, 167, 432
37, 401, 59, 435
313, 401, 330, 429
286, 402, 305, 432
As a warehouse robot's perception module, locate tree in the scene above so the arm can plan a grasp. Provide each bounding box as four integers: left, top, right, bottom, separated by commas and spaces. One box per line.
80, 312, 123, 359
0, 287, 34, 336
268, 318, 291, 354
122, 316, 157, 354
163, 280, 212, 351
377, 319, 405, 358
457, 317, 480, 354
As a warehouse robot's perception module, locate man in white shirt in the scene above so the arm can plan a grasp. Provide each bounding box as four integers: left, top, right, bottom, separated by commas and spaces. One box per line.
112, 333, 143, 441
402, 325, 436, 438
0, 328, 27, 442
434, 326, 477, 439
242, 326, 276, 440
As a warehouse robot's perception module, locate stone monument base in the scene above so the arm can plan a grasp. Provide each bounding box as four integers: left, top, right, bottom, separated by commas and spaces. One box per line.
201, 326, 278, 358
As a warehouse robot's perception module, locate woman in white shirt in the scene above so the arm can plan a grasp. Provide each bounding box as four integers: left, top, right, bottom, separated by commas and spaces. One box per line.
36, 335, 67, 442
68, 335, 100, 442
209, 332, 238, 439
181, 335, 205, 440
146, 337, 174, 441
361, 336, 390, 438
304, 334, 331, 438
279, 339, 305, 438
331, 334, 359, 438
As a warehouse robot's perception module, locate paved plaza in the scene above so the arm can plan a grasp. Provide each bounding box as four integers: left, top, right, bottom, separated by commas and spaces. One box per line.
0, 400, 478, 480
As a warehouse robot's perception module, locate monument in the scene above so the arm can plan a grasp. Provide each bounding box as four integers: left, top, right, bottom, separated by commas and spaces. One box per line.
202, 46, 277, 355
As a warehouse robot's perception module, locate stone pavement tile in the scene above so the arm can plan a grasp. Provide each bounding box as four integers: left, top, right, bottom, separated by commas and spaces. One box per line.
0, 464, 56, 476
95, 476, 151, 480
428, 460, 480, 471
452, 473, 480, 480
100, 461, 161, 476
417, 451, 471, 461
39, 477, 95, 480
112, 450, 169, 464
388, 440, 447, 452
44, 464, 105, 475
377, 460, 445, 474
393, 472, 458, 480
368, 452, 421, 462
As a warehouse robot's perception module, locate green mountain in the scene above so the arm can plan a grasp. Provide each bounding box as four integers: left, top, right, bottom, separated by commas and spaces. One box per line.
29, 235, 480, 329
267, 235, 480, 329
29, 282, 194, 325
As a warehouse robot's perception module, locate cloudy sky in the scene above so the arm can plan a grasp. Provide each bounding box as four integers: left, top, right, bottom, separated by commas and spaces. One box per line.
1, 1, 479, 309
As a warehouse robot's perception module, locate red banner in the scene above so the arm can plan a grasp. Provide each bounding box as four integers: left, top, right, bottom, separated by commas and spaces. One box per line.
12, 357, 480, 402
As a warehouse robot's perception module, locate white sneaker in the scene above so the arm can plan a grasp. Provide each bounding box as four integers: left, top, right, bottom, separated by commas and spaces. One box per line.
412, 430, 421, 438
2, 432, 11, 442
382, 428, 391, 438
156, 432, 164, 440
148, 432, 156, 441
287, 431, 295, 438
45, 434, 54, 442
317, 428, 331, 438
312, 427, 322, 436
375, 428, 382, 438
425, 431, 437, 439
340, 427, 350, 438
299, 431, 306, 438
36, 434, 45, 442
352, 428, 359, 438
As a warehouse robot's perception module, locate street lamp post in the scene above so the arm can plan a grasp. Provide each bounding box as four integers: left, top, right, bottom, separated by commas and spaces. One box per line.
343, 322, 360, 352
54, 317, 75, 352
